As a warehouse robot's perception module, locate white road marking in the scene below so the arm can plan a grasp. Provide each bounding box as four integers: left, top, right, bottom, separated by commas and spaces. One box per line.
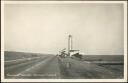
16, 56, 54, 76
83, 61, 91, 63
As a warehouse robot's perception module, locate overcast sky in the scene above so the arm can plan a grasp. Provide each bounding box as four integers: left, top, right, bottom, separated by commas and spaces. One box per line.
4, 3, 124, 55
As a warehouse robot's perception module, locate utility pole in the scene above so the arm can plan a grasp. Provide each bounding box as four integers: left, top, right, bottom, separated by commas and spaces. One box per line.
68, 35, 72, 56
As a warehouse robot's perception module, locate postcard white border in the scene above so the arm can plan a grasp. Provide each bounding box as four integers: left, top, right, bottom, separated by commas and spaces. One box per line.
1, 1, 127, 82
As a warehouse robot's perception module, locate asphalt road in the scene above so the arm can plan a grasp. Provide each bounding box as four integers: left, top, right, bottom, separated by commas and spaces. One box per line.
5, 55, 123, 79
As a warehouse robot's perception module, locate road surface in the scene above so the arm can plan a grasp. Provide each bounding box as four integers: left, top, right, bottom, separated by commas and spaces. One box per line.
5, 55, 123, 79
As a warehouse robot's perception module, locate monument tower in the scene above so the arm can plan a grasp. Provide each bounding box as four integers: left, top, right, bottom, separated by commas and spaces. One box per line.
68, 35, 72, 56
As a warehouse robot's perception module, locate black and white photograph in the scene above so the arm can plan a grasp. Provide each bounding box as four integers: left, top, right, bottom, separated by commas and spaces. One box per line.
1, 0, 127, 82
